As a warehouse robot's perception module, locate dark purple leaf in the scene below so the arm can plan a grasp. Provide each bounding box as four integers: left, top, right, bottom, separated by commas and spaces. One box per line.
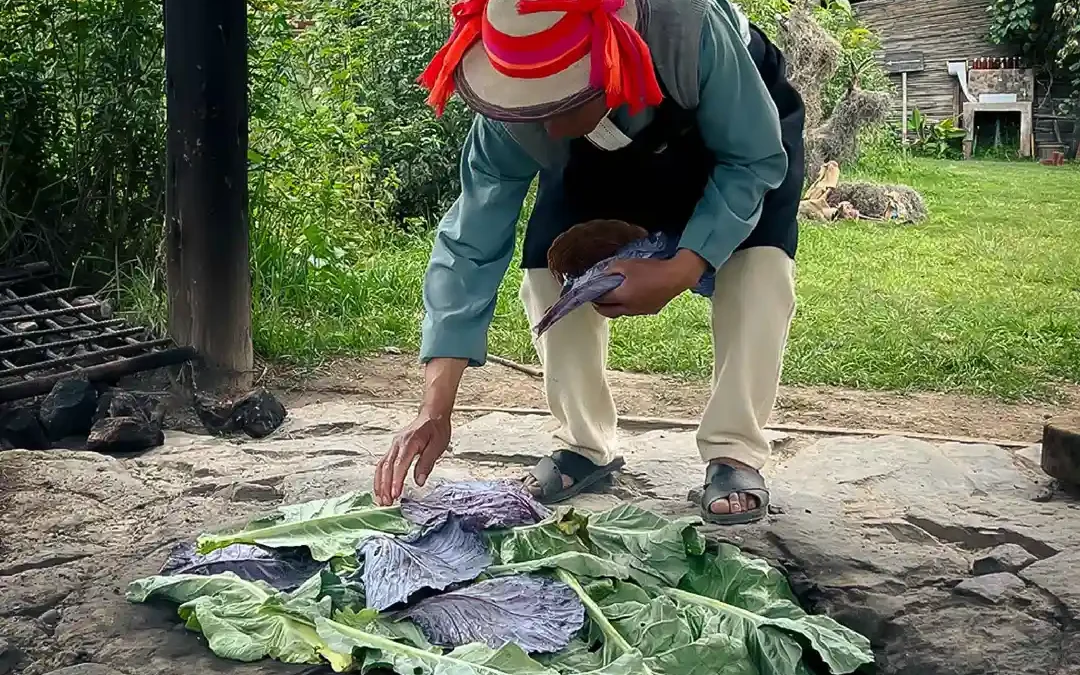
533, 273, 624, 337
532, 232, 716, 337
159, 541, 320, 591
356, 516, 491, 611
396, 575, 585, 653
400, 480, 550, 530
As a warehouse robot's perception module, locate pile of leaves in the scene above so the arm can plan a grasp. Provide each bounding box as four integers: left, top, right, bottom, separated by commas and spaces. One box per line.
127, 481, 874, 674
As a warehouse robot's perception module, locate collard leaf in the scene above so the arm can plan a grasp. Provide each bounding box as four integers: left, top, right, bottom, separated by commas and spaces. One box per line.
196, 491, 412, 561
159, 541, 321, 592
489, 507, 590, 564
600, 595, 694, 657
316, 615, 559, 675
401, 480, 550, 530
679, 545, 873, 674
585, 504, 706, 587
681, 542, 801, 617
333, 607, 434, 648
126, 572, 351, 671
356, 515, 491, 610
486, 551, 631, 581
396, 575, 585, 653
318, 568, 366, 614
644, 634, 755, 675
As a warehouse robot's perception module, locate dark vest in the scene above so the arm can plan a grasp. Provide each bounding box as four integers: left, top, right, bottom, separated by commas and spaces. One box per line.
519, 24, 806, 270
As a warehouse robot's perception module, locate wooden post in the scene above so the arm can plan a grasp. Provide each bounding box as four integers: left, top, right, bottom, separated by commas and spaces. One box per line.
883, 51, 923, 149
901, 72, 908, 146
164, 0, 253, 393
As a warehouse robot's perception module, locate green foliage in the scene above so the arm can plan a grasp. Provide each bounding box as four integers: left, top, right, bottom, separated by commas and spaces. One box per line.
0, 0, 165, 279
988, 0, 1080, 116
905, 109, 967, 159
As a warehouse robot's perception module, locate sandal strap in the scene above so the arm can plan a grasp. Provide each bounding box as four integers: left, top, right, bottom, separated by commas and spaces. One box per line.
702, 463, 770, 510
528, 450, 607, 500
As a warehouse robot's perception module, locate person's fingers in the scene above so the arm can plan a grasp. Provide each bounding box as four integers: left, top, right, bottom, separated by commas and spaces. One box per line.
390, 429, 428, 501
413, 430, 448, 487
414, 442, 440, 483
375, 438, 399, 505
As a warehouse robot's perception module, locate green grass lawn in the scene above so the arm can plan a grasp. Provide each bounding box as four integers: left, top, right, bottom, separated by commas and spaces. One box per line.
232, 158, 1080, 401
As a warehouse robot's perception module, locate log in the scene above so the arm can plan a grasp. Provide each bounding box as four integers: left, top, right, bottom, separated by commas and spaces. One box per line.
1041, 419, 1080, 487
164, 0, 253, 393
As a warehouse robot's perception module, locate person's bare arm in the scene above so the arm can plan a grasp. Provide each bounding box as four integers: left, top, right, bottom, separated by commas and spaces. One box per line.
374, 357, 467, 505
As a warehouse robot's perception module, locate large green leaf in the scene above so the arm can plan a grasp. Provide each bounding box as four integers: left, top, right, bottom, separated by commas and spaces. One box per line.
679, 544, 873, 674
485, 551, 631, 580
196, 491, 412, 561
488, 507, 590, 564
126, 572, 352, 670
315, 615, 558, 675
585, 504, 706, 587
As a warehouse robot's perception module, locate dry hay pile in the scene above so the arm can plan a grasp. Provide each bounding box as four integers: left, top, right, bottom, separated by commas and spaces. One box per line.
805, 88, 891, 178
777, 4, 841, 131
778, 2, 895, 179
826, 181, 928, 223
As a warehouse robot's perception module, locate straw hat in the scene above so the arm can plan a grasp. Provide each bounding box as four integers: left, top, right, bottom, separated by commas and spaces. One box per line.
418, 0, 660, 122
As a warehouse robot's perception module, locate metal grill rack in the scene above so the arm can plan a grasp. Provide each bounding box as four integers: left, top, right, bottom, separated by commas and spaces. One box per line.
0, 263, 195, 402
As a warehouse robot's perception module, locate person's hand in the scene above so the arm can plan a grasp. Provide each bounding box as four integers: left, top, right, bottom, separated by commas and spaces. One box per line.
375, 408, 451, 505
592, 249, 708, 319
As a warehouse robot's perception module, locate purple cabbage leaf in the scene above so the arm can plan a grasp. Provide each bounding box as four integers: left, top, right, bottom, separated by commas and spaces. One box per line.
400, 480, 551, 530
160, 541, 322, 592
356, 516, 491, 611
533, 233, 717, 337
395, 575, 585, 654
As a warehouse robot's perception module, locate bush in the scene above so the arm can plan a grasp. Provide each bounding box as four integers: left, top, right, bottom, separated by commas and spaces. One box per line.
0, 0, 165, 281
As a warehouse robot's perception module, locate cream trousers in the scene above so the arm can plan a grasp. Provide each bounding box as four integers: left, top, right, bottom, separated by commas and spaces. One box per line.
519, 246, 796, 471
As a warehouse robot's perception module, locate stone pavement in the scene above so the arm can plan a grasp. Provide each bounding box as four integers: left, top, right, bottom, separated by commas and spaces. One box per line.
0, 401, 1076, 675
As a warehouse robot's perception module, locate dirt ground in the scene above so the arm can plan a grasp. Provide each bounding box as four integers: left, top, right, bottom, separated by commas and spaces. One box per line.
269, 351, 1075, 444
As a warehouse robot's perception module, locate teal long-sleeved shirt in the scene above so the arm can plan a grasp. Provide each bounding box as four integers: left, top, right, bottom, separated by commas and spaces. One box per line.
420, 0, 789, 367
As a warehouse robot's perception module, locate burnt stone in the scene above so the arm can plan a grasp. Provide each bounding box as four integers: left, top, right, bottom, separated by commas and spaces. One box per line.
86, 416, 164, 455
195, 388, 287, 439
38, 379, 97, 441
0, 405, 50, 450
93, 389, 160, 425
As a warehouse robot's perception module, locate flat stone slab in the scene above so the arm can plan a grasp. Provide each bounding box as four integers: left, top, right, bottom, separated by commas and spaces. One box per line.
1, 404, 1077, 675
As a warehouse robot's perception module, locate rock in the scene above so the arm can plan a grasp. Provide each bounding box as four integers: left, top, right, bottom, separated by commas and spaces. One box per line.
880, 605, 1062, 675
93, 390, 159, 425
39, 609, 61, 628
1020, 550, 1080, 619
86, 416, 164, 454
224, 482, 282, 503
43, 667, 124, 675
0, 405, 50, 450
1015, 443, 1042, 469
954, 572, 1026, 604
972, 544, 1038, 575
1041, 420, 1080, 487
39, 379, 98, 441
194, 388, 287, 439
3, 403, 1080, 675
0, 639, 7, 655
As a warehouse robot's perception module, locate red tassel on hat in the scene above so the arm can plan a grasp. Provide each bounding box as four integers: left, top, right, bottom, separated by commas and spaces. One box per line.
418, 0, 663, 116
417, 0, 487, 116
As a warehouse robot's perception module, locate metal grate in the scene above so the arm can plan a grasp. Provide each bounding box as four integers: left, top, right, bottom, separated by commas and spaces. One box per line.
0, 263, 195, 402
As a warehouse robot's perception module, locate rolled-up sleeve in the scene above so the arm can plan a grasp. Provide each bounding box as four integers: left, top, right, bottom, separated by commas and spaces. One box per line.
420, 116, 540, 367
676, 3, 789, 270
